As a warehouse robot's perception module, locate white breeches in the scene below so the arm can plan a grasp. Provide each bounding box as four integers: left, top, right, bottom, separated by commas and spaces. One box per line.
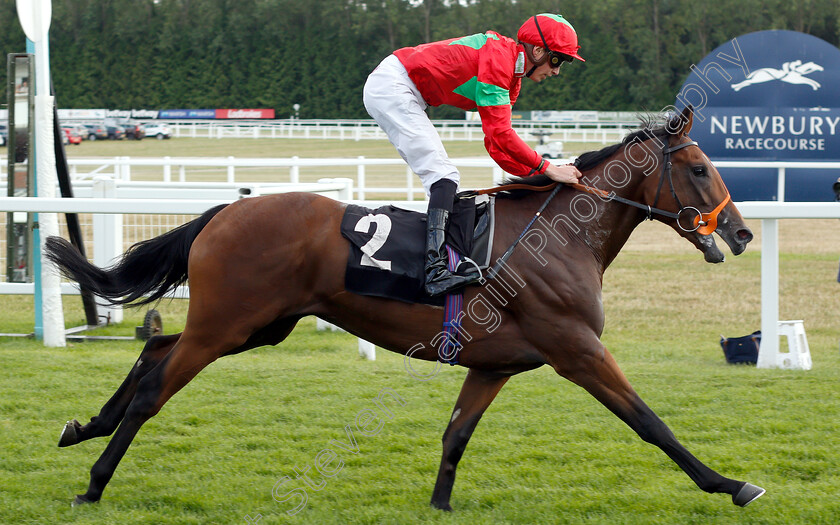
363, 54, 460, 196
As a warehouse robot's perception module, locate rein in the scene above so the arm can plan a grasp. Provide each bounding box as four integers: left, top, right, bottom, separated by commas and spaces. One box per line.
472, 139, 733, 282
483, 183, 562, 281
469, 139, 731, 237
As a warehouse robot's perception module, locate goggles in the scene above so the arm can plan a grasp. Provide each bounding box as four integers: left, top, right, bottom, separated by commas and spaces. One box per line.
533, 15, 574, 68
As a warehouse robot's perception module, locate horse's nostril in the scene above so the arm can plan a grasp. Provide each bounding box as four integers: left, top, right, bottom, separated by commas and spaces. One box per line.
737, 228, 754, 243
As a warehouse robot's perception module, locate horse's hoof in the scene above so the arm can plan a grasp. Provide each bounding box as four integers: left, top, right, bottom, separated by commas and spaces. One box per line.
733, 482, 765, 507
71, 494, 97, 507
58, 420, 80, 447
430, 501, 453, 512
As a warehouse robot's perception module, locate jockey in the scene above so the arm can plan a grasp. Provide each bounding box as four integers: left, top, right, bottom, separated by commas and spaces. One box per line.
364, 13, 585, 297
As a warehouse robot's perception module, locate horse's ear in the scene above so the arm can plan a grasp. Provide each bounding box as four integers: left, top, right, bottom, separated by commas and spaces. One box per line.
679, 105, 694, 136
664, 105, 694, 137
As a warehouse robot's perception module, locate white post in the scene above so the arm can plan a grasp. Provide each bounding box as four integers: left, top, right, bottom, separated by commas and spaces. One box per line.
357, 156, 365, 200
756, 218, 779, 368
92, 177, 123, 324
36, 93, 66, 346
359, 340, 376, 360
163, 156, 171, 183
227, 156, 235, 183
316, 318, 376, 360
492, 166, 504, 185
406, 166, 414, 200
330, 178, 354, 200
19, 0, 65, 346
120, 156, 131, 181
777, 167, 786, 203
290, 156, 300, 184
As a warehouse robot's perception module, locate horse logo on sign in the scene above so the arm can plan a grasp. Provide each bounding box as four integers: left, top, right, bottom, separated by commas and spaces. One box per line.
731, 60, 823, 91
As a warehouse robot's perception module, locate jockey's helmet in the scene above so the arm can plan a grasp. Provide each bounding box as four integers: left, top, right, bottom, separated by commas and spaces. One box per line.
517, 14, 585, 65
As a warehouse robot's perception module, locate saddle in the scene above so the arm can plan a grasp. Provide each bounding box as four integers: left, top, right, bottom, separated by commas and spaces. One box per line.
340, 195, 495, 305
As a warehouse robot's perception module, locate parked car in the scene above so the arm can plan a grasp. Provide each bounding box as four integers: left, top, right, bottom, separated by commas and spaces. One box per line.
142, 122, 171, 140
107, 125, 126, 140
122, 122, 144, 140
67, 124, 91, 140
83, 124, 108, 141
62, 127, 82, 145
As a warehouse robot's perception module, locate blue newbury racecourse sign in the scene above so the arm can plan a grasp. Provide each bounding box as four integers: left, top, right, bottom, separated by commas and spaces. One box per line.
675, 30, 840, 201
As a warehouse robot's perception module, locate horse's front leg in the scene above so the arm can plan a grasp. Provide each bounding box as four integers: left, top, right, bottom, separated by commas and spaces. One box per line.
554, 342, 764, 507
59, 333, 180, 447
430, 369, 510, 511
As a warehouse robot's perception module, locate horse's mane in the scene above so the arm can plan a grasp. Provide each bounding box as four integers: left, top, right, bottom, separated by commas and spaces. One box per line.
495, 114, 676, 199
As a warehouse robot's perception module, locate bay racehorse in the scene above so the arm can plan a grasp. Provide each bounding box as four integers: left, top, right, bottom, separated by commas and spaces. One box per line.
47, 106, 764, 509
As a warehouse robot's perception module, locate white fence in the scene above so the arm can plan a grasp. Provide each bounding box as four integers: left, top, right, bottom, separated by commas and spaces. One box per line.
163, 119, 636, 145
1, 156, 508, 201
2, 158, 840, 367
714, 160, 840, 202
6, 157, 838, 203
2, 190, 839, 366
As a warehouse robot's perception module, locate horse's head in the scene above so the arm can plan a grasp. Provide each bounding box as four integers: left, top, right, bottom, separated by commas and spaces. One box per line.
639, 106, 753, 263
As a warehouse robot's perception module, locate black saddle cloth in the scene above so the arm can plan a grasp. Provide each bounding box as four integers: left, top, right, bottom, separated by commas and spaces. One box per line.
340, 196, 493, 305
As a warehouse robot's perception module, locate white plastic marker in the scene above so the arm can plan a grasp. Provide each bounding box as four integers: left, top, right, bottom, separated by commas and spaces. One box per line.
16, 0, 66, 346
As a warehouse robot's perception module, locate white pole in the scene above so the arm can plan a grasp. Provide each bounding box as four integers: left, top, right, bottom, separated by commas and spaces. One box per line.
92, 177, 123, 324
290, 156, 299, 184
406, 166, 413, 200
357, 156, 365, 200
35, 91, 65, 346
756, 218, 779, 368
19, 0, 66, 346
777, 167, 786, 203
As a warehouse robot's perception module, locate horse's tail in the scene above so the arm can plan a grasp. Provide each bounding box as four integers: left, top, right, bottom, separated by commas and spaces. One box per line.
44, 204, 229, 306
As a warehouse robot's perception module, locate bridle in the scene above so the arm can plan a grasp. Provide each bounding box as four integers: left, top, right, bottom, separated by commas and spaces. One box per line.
572, 139, 731, 235
472, 139, 731, 235
471, 138, 732, 281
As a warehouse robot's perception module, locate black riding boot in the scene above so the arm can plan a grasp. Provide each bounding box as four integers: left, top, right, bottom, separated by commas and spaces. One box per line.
424, 207, 480, 296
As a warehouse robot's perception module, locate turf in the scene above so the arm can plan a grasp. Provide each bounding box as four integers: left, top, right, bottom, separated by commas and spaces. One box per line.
2, 216, 839, 524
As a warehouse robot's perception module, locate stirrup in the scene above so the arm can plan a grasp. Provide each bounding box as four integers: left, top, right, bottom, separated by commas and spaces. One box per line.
454, 257, 483, 280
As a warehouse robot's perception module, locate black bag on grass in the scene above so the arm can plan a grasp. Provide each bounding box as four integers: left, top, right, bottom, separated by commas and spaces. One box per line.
720, 331, 761, 365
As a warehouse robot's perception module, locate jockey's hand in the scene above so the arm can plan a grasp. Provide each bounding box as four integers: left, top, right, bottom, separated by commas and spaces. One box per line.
544, 163, 581, 184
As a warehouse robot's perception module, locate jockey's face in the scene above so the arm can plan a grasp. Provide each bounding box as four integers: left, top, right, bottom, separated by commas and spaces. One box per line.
526, 46, 562, 83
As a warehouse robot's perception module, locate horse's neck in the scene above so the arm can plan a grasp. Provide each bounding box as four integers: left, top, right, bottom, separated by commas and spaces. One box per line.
565, 165, 649, 271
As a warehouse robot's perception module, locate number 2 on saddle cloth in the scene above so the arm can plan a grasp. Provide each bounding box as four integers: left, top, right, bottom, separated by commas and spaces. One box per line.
340, 197, 494, 364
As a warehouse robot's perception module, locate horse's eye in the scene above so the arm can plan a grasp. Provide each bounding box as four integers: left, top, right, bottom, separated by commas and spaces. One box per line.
692, 166, 707, 177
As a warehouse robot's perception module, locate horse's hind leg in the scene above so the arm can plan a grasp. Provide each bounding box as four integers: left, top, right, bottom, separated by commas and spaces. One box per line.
59, 333, 180, 447
61, 314, 302, 447
556, 345, 764, 507
430, 369, 510, 511
73, 332, 228, 504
